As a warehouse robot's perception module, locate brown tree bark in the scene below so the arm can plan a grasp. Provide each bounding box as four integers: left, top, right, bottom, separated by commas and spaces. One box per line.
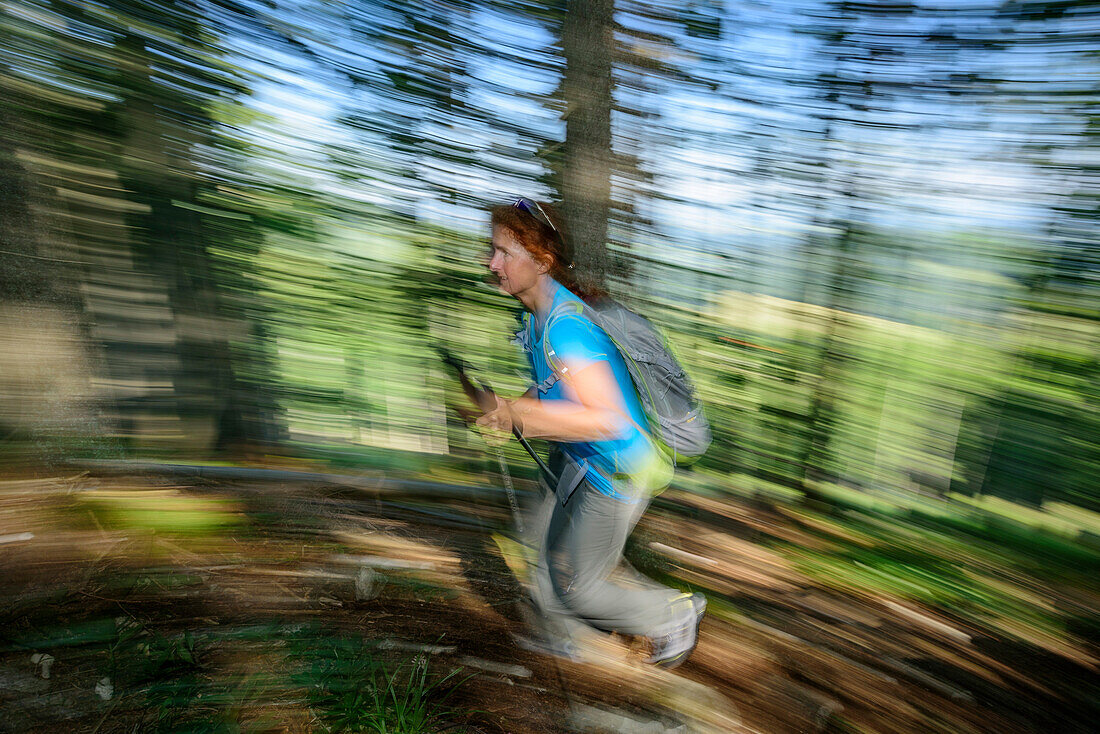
561, 0, 615, 294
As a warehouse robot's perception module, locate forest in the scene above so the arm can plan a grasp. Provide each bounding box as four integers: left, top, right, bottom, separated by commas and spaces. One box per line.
1, 1, 1096, 732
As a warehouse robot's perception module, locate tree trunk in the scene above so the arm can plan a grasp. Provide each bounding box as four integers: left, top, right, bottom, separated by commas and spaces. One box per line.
0, 110, 71, 308
116, 33, 280, 454
561, 0, 615, 294
0, 108, 101, 462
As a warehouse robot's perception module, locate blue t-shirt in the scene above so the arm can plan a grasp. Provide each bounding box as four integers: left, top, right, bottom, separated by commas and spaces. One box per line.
521, 281, 665, 500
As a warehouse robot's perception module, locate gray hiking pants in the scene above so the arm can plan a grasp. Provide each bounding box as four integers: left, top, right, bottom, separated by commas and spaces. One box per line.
527, 452, 678, 639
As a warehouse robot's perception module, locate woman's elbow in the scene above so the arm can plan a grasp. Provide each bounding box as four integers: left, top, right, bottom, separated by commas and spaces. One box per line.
591, 411, 632, 442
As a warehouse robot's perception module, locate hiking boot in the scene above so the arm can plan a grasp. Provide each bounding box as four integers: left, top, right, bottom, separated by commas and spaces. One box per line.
646, 592, 706, 669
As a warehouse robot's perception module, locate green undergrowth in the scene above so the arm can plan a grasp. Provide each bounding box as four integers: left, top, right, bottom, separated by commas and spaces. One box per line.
770, 502, 1089, 647
5, 613, 480, 733
288, 629, 478, 733
637, 473, 1094, 657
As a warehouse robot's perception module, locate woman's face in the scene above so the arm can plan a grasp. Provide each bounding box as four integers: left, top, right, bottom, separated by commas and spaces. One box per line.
489, 226, 545, 299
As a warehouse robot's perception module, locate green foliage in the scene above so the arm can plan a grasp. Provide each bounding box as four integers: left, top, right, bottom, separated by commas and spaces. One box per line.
1, 0, 1095, 519
291, 635, 475, 733
76, 491, 242, 537
11, 613, 479, 732
758, 483, 1098, 646
83, 617, 239, 732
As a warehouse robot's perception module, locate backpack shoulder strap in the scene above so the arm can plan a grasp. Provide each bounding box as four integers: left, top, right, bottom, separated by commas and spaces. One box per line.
511, 310, 531, 352
541, 300, 589, 382
512, 311, 559, 394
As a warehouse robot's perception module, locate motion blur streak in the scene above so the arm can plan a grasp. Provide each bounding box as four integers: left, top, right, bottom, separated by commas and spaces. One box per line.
0, 1, 1096, 733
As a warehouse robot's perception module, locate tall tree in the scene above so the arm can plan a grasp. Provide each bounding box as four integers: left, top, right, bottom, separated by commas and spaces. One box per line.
785, 0, 1009, 497
1, 0, 290, 454
956, 0, 1100, 509
559, 0, 615, 293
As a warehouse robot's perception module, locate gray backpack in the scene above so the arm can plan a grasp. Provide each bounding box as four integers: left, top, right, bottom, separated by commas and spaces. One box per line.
530, 297, 712, 465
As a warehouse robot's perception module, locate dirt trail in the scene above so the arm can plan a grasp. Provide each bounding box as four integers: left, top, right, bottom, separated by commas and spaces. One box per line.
0, 469, 1095, 733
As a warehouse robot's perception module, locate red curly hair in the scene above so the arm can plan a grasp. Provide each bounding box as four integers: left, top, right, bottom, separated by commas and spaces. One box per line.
490, 200, 598, 301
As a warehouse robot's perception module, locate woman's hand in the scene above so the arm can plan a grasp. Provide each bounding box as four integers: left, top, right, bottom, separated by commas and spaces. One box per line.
475, 394, 514, 446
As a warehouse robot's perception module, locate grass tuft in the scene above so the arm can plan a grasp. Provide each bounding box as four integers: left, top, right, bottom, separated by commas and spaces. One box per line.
292, 635, 477, 733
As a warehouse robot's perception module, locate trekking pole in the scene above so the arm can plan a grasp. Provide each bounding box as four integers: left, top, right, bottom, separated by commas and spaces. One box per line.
433, 345, 559, 486
492, 446, 525, 535
433, 345, 557, 535
436, 346, 577, 713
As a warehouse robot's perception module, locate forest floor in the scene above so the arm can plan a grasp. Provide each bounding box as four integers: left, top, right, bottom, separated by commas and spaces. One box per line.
0, 464, 1096, 733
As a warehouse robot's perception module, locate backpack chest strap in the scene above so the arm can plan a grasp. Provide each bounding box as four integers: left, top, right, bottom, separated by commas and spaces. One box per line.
536, 372, 559, 394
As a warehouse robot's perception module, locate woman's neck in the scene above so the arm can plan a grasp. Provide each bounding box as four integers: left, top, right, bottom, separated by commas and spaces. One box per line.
519, 275, 558, 319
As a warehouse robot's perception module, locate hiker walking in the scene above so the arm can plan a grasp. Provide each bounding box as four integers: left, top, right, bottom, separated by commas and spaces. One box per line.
476, 198, 706, 668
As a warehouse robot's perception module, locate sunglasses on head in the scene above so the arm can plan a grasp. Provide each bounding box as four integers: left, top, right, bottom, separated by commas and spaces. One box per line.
512, 197, 558, 234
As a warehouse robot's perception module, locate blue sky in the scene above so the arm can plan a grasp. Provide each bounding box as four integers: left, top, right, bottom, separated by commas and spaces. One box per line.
234, 0, 1068, 281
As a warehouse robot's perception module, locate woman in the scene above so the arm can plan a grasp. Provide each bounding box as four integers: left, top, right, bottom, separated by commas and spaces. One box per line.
476, 197, 705, 668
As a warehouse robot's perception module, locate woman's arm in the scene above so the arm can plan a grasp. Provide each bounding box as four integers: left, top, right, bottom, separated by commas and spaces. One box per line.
477, 359, 631, 443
